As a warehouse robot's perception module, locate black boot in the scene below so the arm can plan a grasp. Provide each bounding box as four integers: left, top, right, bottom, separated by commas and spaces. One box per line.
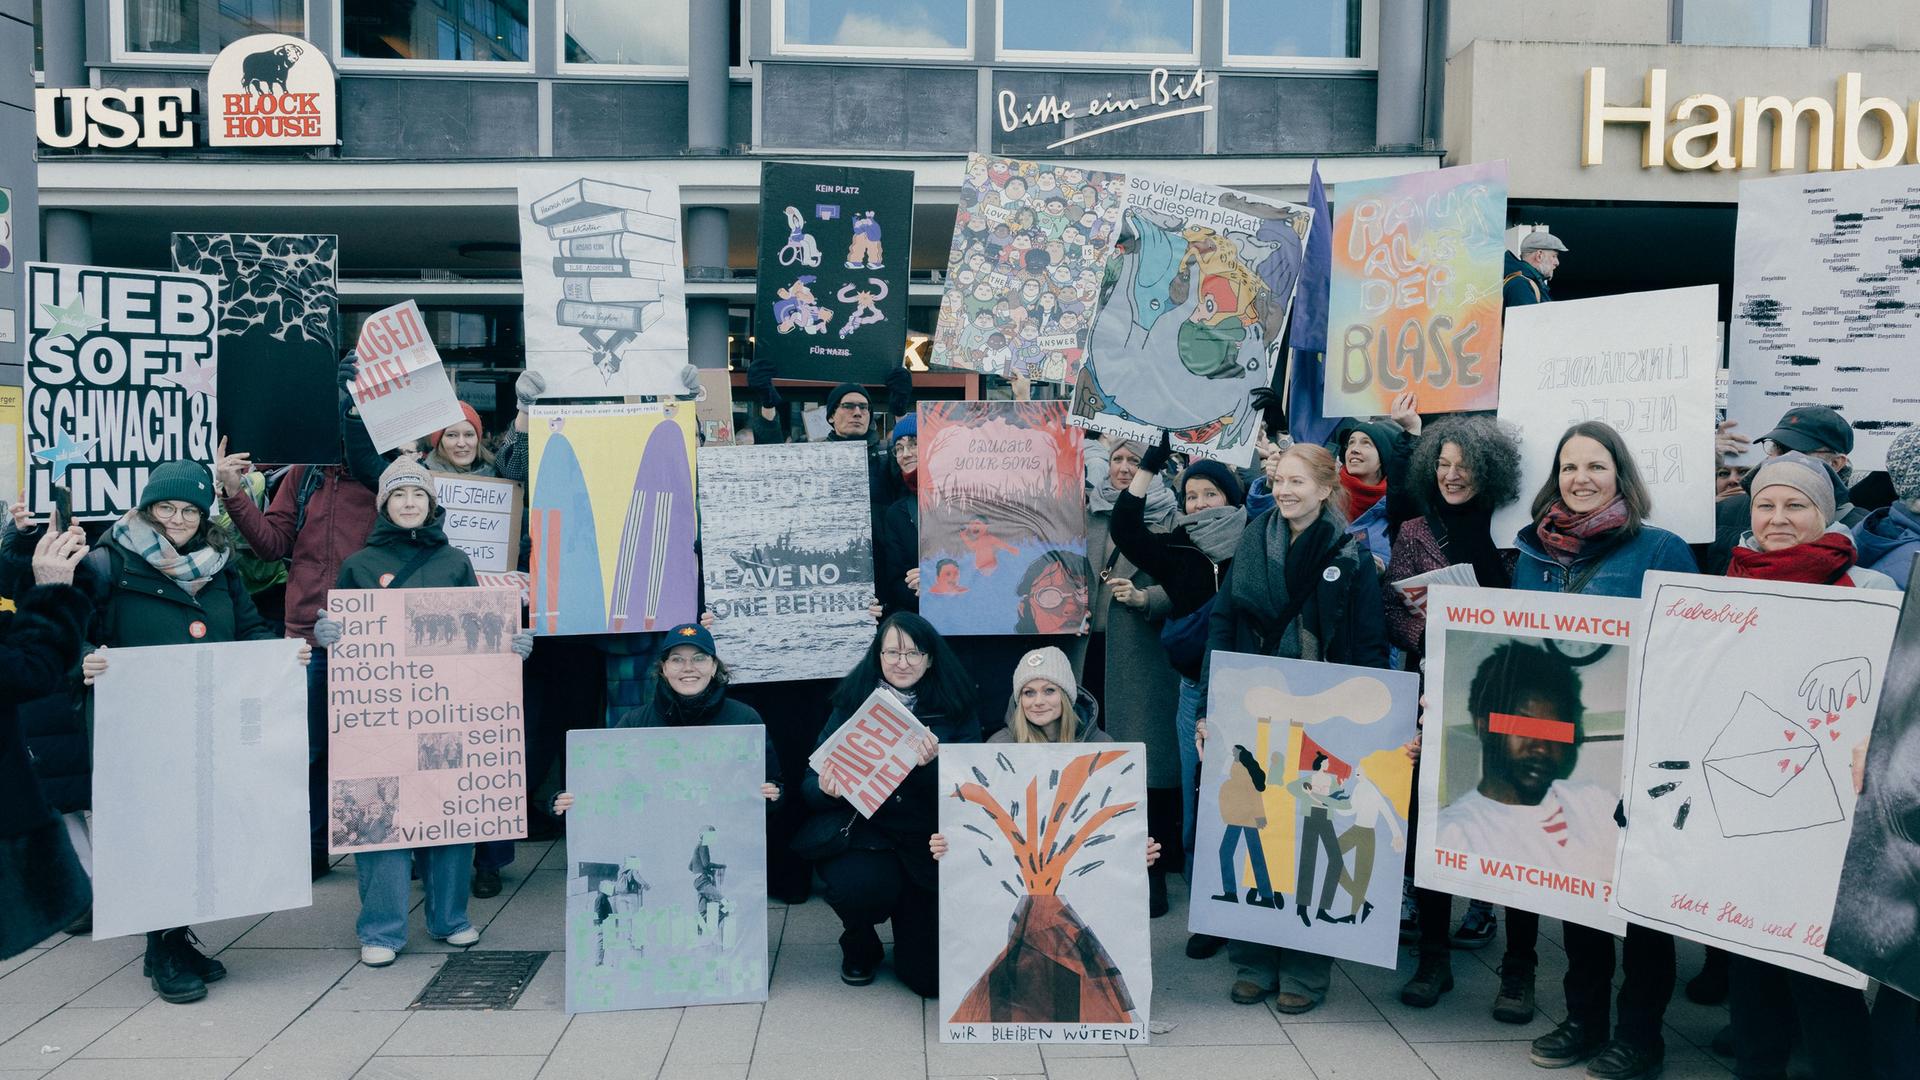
144, 928, 226, 985
144, 931, 207, 1004
1148, 869, 1169, 918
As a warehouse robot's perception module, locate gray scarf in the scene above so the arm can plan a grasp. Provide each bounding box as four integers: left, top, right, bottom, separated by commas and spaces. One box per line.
1180, 505, 1248, 563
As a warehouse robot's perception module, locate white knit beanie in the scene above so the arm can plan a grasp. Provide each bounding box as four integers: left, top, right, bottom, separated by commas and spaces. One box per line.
378, 457, 435, 512
1013, 646, 1077, 702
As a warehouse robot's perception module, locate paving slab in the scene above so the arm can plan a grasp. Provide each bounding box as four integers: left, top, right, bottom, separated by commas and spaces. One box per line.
228, 1010, 407, 1080
78, 950, 357, 1060
375, 1013, 567, 1058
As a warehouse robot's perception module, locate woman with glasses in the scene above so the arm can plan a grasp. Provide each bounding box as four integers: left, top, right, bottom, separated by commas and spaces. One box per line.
798, 612, 977, 995
68, 462, 306, 1004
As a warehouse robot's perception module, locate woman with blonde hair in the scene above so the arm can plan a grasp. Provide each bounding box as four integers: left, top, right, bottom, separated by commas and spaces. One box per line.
988, 646, 1108, 746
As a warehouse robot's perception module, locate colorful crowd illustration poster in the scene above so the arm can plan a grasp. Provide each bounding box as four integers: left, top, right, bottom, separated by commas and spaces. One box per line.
517, 167, 688, 399
938, 743, 1152, 1043
917, 401, 1087, 637
325, 587, 528, 854
1416, 587, 1636, 933
24, 262, 219, 519
1071, 173, 1311, 468
697, 441, 874, 683
563, 726, 769, 1013
1826, 586, 1920, 998
928, 153, 1124, 383
171, 233, 339, 464
1611, 572, 1898, 984
752, 162, 914, 383
528, 401, 698, 636
1323, 161, 1507, 418
1192, 652, 1418, 968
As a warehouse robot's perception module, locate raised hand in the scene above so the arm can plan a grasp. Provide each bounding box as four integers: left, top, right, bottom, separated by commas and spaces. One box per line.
214, 436, 253, 498
31, 524, 87, 586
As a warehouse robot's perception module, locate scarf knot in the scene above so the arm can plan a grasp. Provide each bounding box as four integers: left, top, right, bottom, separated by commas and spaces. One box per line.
1728, 530, 1859, 586
108, 511, 229, 595
1536, 496, 1630, 566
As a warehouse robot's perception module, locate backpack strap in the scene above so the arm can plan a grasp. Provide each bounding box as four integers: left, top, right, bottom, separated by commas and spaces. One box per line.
1503, 270, 1543, 303
382, 546, 440, 590
291, 466, 326, 537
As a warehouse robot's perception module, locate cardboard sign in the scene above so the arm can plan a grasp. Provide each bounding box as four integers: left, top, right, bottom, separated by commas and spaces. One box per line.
23, 262, 219, 519
1324, 161, 1507, 418
350, 300, 466, 454
433, 472, 523, 574
806, 688, 932, 817
325, 587, 528, 854
1417, 587, 1636, 933
695, 368, 736, 445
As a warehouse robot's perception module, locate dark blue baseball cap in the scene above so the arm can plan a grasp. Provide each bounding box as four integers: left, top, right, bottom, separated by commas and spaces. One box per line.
661, 622, 717, 658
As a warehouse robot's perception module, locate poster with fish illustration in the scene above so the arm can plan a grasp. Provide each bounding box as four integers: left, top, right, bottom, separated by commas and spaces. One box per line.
1070, 173, 1311, 468
917, 401, 1086, 637
528, 401, 697, 636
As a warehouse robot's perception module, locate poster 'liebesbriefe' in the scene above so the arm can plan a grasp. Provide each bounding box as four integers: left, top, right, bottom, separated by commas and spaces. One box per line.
753, 162, 914, 383
24, 262, 220, 519
171, 233, 340, 465
1071, 172, 1312, 469
928, 153, 1125, 383
697, 441, 874, 684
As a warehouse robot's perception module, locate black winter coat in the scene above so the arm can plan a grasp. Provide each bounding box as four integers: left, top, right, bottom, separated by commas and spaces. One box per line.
876, 495, 920, 616
0, 526, 94, 812
82, 540, 276, 649
1109, 488, 1227, 618
335, 510, 478, 591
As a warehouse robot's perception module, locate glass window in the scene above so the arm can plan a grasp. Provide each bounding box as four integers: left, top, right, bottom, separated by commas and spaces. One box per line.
565, 0, 690, 66
782, 0, 969, 52
33, 0, 43, 70
343, 0, 531, 62
118, 0, 302, 56
1677, 0, 1812, 46
1000, 0, 1194, 56
1228, 0, 1362, 60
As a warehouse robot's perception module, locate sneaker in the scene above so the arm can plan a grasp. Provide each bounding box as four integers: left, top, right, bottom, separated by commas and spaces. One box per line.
141, 928, 225, 984
1185, 933, 1225, 959
1491, 964, 1536, 1024
360, 945, 397, 968
1399, 954, 1454, 1008
1273, 991, 1318, 1015
1584, 1039, 1663, 1080
144, 932, 208, 1004
1530, 1019, 1605, 1069
1451, 900, 1497, 950
1229, 979, 1270, 1004
437, 927, 480, 947
471, 865, 503, 899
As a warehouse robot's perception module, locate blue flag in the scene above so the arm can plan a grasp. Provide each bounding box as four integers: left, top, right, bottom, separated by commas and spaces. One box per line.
1286, 160, 1338, 447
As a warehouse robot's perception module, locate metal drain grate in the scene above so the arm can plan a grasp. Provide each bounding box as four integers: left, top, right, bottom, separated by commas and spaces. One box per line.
410, 950, 549, 1010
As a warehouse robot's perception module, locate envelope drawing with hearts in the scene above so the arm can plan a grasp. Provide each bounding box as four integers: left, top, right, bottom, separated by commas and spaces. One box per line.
1701, 692, 1846, 838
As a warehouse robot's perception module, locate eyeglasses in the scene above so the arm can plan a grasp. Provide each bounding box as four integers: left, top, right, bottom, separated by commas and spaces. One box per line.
1030, 587, 1076, 611
150, 503, 203, 522
836, 400, 871, 413
881, 648, 927, 665
664, 653, 715, 669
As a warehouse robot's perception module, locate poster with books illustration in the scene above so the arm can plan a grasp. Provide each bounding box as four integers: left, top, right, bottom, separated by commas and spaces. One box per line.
518, 168, 688, 399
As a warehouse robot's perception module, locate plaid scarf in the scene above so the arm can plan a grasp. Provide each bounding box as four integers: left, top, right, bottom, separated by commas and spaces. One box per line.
1535, 496, 1630, 566
108, 511, 229, 596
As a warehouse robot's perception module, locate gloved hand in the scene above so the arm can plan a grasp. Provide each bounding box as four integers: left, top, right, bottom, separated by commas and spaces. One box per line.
1249, 384, 1286, 441
884, 362, 915, 418
510, 629, 535, 659
1139, 430, 1174, 475
337, 350, 361, 391
514, 369, 547, 409
747, 355, 782, 408
678, 364, 702, 396
312, 609, 343, 647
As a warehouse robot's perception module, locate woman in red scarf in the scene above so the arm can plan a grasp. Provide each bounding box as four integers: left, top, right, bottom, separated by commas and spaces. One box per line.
1728, 451, 1896, 589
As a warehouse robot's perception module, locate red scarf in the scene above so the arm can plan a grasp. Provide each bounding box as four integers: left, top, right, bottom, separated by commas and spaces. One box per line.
1727, 531, 1858, 586
1535, 496, 1630, 565
900, 466, 920, 493
1340, 470, 1386, 519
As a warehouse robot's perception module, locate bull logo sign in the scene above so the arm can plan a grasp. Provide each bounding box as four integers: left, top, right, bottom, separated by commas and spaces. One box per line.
206, 33, 338, 148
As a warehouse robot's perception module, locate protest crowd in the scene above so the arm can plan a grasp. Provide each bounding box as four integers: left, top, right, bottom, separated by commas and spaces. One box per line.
5, 154, 1920, 1080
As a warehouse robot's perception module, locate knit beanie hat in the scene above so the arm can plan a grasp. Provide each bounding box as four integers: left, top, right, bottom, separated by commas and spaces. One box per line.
138, 460, 215, 512
378, 457, 435, 512
429, 402, 484, 448
1751, 451, 1837, 526
1178, 458, 1246, 509
1013, 646, 1077, 701
1886, 428, 1920, 504
825, 382, 869, 415
891, 412, 918, 446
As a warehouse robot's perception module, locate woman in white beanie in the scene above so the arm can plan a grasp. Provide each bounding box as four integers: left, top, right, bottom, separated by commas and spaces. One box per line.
987, 646, 1107, 745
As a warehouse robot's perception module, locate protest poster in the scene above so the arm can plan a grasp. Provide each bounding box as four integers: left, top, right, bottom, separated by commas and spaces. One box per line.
938, 743, 1152, 1043
1323, 161, 1507, 418
0, 384, 19, 512
1826, 584, 1920, 998
806, 687, 932, 817
1611, 572, 1898, 984
695, 368, 735, 445
1416, 587, 1636, 933
1493, 286, 1719, 547
528, 401, 697, 636
325, 586, 527, 854
1728, 166, 1920, 472
24, 262, 219, 519
348, 300, 466, 453
91, 639, 309, 939
1192, 652, 1418, 968
1070, 172, 1312, 468
518, 167, 687, 399
917, 400, 1087, 637
753, 162, 914, 383
928, 154, 1124, 383
697, 441, 873, 683
172, 233, 339, 465
432, 471, 523, 575
564, 726, 769, 1013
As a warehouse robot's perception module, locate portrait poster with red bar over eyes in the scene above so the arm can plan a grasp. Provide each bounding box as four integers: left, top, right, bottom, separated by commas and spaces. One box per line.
1416, 586, 1637, 933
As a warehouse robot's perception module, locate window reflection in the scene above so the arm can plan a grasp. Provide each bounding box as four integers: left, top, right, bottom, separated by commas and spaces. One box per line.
1678, 0, 1812, 46
343, 0, 530, 62
1228, 0, 1362, 59
121, 0, 302, 56
783, 0, 968, 51
1001, 0, 1193, 55
565, 0, 690, 66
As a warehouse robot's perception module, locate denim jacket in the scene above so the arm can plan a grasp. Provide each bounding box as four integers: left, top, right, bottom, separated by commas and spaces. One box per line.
1511, 522, 1697, 598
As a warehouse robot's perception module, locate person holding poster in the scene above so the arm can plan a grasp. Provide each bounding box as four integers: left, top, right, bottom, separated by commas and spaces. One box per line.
799, 612, 976, 995
68, 461, 308, 1004
1197, 442, 1387, 1014
317, 459, 534, 969
1512, 421, 1695, 1079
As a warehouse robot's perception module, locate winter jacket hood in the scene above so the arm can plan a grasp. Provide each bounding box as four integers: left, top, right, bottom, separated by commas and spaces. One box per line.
334, 508, 477, 591
1852, 502, 1920, 587
992, 686, 1106, 743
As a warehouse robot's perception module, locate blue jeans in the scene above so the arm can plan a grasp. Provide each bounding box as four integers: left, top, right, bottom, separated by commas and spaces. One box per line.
1218, 825, 1273, 902
1175, 676, 1203, 879
355, 845, 475, 950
